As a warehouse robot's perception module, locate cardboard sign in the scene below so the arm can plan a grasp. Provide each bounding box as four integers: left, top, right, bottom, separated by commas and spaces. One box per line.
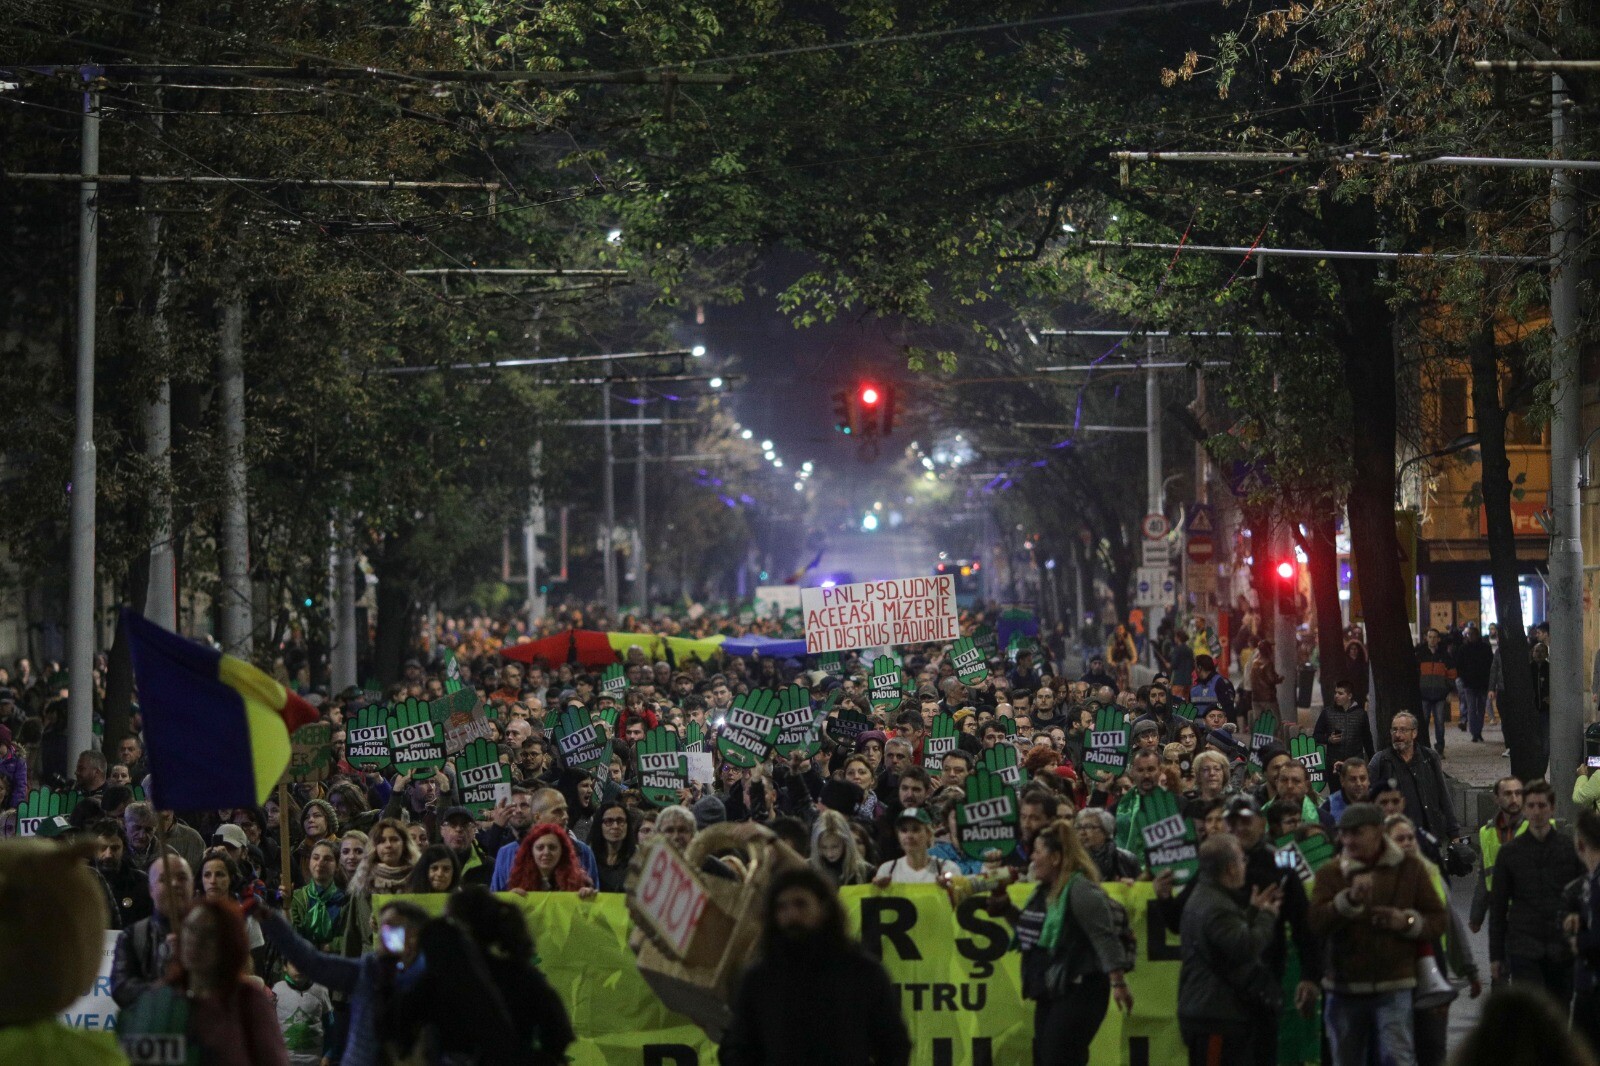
639, 727, 688, 807
456, 738, 510, 812
1248, 711, 1280, 770
716, 691, 781, 769
773, 687, 831, 758
801, 576, 960, 654
949, 637, 988, 685
978, 743, 1022, 791
973, 625, 999, 658
826, 707, 873, 747
869, 656, 904, 711
1083, 708, 1129, 776
634, 842, 717, 961
442, 648, 466, 694
818, 651, 843, 677
1290, 735, 1328, 795
17, 785, 82, 837
601, 664, 629, 697
683, 721, 707, 754
287, 723, 332, 782
684, 751, 716, 786
62, 930, 119, 1032
553, 706, 610, 772
430, 686, 493, 755
387, 698, 446, 775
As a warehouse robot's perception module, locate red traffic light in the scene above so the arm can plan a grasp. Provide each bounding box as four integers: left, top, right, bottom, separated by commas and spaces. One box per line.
859, 385, 880, 406
1275, 559, 1296, 581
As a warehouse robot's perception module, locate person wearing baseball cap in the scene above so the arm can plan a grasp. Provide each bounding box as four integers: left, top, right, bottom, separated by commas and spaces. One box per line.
439, 806, 493, 886
872, 807, 957, 886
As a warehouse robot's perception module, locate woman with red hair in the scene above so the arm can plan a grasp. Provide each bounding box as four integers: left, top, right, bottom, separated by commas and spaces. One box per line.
507, 823, 598, 898
132, 897, 288, 1065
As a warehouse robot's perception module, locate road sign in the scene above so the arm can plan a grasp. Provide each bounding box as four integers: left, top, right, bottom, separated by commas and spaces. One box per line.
1185, 535, 1214, 565
1142, 541, 1171, 569
1141, 513, 1171, 540
1187, 504, 1214, 537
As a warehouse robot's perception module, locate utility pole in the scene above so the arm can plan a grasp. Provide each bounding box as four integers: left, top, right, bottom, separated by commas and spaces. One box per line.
1145, 337, 1165, 658
329, 513, 358, 691
633, 383, 650, 616
142, 69, 176, 633
601, 361, 618, 617
66, 80, 99, 761
525, 441, 546, 630
1549, 65, 1584, 811
217, 295, 253, 657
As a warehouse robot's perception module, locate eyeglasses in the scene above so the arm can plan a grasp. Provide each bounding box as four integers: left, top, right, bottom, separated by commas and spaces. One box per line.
601, 817, 629, 826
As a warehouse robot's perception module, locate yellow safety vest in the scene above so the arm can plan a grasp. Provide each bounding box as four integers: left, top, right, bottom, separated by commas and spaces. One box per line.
1479, 818, 1530, 893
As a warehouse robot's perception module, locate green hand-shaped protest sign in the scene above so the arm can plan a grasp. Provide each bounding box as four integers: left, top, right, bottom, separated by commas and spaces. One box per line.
949, 637, 989, 686
957, 768, 1018, 860
1248, 711, 1280, 770
1172, 702, 1198, 724
1293, 832, 1336, 875
825, 706, 874, 748
456, 738, 510, 812
388, 698, 446, 777
818, 652, 842, 677
596, 706, 619, 734
1083, 707, 1129, 777
683, 721, 706, 754
869, 656, 903, 711
638, 727, 688, 807
18, 785, 81, 837
442, 649, 465, 695
553, 706, 610, 773
346, 705, 392, 771
924, 712, 959, 774
978, 743, 1022, 791
600, 664, 628, 697
774, 686, 829, 759
973, 625, 998, 657
1134, 787, 1199, 883
1289, 734, 1329, 795
997, 714, 1018, 740
717, 690, 781, 769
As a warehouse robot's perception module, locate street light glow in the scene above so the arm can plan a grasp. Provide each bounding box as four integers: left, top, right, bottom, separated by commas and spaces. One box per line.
761, 440, 773, 451
862, 513, 879, 531
709, 376, 724, 389
692, 345, 706, 357
741, 429, 753, 440
764, 450, 775, 460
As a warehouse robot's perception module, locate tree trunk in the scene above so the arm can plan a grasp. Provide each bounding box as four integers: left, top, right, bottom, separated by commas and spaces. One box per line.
1304, 508, 1348, 707
1334, 258, 1420, 738
372, 531, 417, 689
1468, 315, 1541, 779
1247, 506, 1275, 652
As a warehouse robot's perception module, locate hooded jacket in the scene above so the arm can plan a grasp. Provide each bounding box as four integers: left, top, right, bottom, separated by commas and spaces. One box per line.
1309, 836, 1448, 993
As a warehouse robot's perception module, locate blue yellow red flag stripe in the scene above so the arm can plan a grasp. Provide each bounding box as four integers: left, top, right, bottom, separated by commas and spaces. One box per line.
123, 609, 318, 808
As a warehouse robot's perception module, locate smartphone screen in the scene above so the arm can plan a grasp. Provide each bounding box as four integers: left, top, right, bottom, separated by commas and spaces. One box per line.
380, 924, 407, 954
1588, 755, 1600, 769
1274, 849, 1297, 871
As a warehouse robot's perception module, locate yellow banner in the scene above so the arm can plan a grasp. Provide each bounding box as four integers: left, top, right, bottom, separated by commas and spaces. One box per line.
379, 882, 1181, 1065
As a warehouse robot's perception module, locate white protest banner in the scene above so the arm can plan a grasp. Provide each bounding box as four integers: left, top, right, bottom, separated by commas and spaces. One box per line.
62, 931, 120, 1033
802, 576, 959, 654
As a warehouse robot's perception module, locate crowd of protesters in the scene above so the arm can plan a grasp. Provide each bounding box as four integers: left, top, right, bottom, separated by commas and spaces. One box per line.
3, 602, 1600, 1066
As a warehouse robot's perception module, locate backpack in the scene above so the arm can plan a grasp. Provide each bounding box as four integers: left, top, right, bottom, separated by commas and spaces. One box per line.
1103, 891, 1138, 973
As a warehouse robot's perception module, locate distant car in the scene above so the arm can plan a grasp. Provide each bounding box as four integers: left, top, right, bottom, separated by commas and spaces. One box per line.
935, 558, 982, 608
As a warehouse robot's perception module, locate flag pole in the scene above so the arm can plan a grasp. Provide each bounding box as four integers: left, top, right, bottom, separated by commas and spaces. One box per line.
278, 779, 293, 902
153, 809, 184, 958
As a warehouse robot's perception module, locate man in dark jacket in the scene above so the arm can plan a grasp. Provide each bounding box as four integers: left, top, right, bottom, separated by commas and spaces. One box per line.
1368, 712, 1463, 849
1455, 624, 1495, 743
1179, 835, 1283, 1065
1415, 629, 1457, 752
1489, 778, 1585, 1003
91, 816, 152, 928
720, 867, 911, 1066
1313, 682, 1374, 770
110, 854, 191, 1008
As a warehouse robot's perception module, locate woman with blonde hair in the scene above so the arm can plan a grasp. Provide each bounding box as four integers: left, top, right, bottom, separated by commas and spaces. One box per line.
809, 809, 873, 886
985, 820, 1132, 1066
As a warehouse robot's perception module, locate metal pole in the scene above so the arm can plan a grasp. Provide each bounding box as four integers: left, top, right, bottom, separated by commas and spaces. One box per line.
329, 514, 357, 691
526, 441, 546, 629
1549, 69, 1584, 810
633, 383, 649, 616
1113, 149, 1600, 172
1275, 521, 1299, 720
1088, 240, 1545, 264
601, 362, 617, 617
144, 257, 176, 631
1145, 338, 1164, 659
66, 84, 99, 761
217, 295, 253, 657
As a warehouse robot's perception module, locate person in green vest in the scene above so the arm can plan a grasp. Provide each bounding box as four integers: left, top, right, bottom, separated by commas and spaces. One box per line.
438, 805, 494, 887
1469, 776, 1525, 936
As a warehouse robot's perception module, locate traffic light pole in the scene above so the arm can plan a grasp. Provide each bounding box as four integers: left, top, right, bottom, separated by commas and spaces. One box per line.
601, 362, 618, 617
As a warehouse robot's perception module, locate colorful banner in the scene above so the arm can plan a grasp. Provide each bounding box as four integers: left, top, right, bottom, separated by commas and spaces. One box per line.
802, 577, 960, 654
378, 882, 1181, 1065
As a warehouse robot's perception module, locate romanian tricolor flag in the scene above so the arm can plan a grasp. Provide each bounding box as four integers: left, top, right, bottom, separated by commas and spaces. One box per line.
784, 549, 824, 585
123, 609, 319, 809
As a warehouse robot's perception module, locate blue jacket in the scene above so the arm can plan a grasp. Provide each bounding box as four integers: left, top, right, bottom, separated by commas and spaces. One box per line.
261, 908, 426, 1066
489, 830, 599, 890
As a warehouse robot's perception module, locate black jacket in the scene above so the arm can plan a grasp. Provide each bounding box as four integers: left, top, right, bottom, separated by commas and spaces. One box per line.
1312, 703, 1374, 769
1178, 879, 1279, 1024
721, 945, 911, 1066
110, 912, 172, 1008
1369, 746, 1460, 841
1456, 639, 1494, 690
1489, 825, 1585, 963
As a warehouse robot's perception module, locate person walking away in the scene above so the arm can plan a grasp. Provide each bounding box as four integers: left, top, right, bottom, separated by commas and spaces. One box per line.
720, 867, 910, 1066
1309, 802, 1449, 1066
1178, 834, 1284, 1065
1570, 809, 1600, 1053
984, 819, 1133, 1066
1455, 625, 1494, 744
1416, 629, 1457, 753
1489, 779, 1585, 1005
1469, 777, 1525, 939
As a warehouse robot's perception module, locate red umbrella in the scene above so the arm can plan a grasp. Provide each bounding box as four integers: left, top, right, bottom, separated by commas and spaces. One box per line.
500, 629, 618, 669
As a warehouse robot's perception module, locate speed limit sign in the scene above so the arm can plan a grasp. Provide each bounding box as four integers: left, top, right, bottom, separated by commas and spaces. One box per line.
1141, 513, 1170, 540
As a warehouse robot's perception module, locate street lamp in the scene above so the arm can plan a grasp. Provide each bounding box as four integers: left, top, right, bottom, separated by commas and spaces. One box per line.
708, 376, 723, 389
692, 345, 706, 357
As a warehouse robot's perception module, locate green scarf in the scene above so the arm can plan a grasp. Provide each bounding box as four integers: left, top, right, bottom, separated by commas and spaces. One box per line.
1038, 873, 1080, 951
301, 881, 344, 944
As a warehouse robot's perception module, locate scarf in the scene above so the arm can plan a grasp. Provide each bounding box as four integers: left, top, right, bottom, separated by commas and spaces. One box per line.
1038, 873, 1081, 951
366, 862, 413, 895
300, 881, 346, 944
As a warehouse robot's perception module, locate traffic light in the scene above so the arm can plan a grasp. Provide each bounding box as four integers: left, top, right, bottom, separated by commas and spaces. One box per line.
1273, 557, 1298, 611
855, 382, 896, 437
831, 390, 854, 435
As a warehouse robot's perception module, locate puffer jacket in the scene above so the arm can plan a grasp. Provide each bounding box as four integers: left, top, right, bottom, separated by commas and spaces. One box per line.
1312, 703, 1373, 769
1178, 878, 1279, 1023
